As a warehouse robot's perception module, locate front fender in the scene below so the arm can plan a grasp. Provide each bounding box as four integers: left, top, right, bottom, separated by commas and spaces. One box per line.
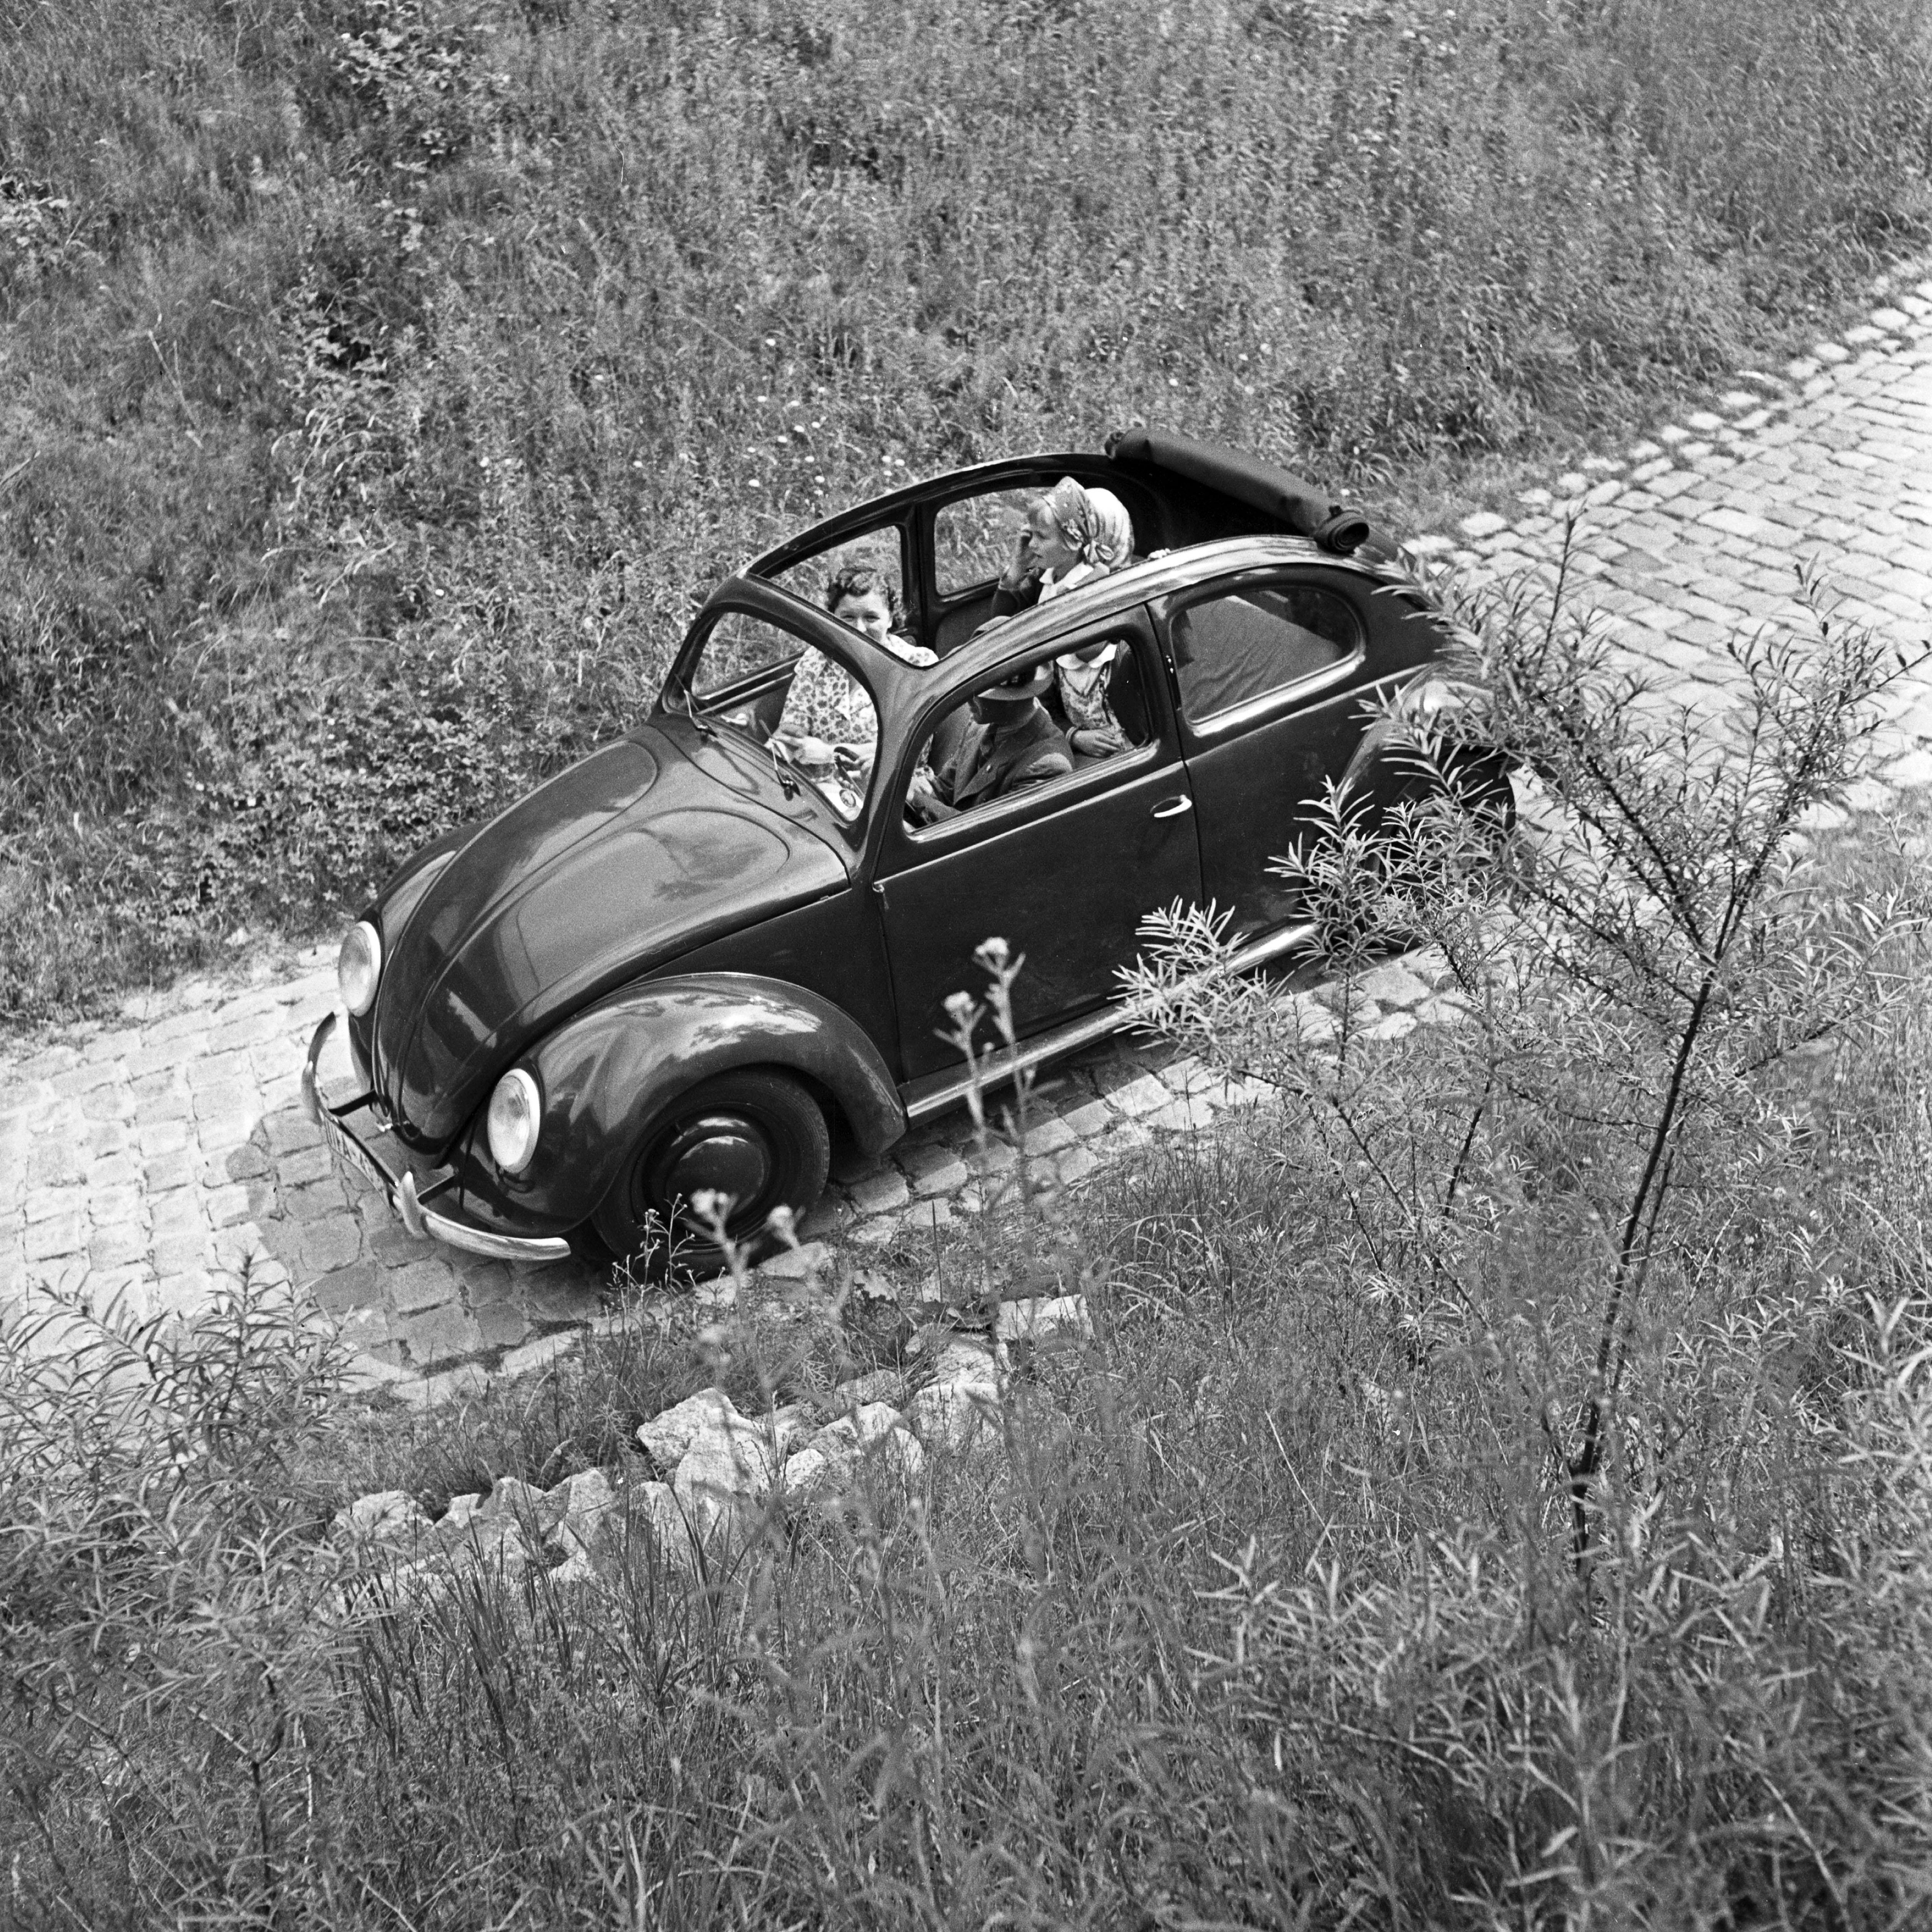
464, 973, 905, 1234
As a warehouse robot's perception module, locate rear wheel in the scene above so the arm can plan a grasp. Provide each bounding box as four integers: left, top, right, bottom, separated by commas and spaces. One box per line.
591, 1069, 831, 1275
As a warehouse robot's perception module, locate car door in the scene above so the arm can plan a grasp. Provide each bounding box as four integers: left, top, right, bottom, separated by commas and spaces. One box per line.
1157, 568, 1377, 939
871, 611, 1201, 1083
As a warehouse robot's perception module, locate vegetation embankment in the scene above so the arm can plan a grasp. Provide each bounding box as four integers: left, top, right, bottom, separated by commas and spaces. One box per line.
3, 0, 1931, 1022
5, 554, 1930, 1923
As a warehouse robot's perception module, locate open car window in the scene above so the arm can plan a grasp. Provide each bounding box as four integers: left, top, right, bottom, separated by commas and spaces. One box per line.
901, 635, 1157, 836
1169, 582, 1362, 727
768, 528, 908, 624
687, 610, 879, 825
933, 488, 1034, 598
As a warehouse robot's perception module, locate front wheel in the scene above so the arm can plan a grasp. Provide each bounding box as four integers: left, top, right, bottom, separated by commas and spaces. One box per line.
591, 1069, 831, 1274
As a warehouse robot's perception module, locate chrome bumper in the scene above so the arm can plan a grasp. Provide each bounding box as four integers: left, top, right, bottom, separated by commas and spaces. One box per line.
301, 1013, 572, 1265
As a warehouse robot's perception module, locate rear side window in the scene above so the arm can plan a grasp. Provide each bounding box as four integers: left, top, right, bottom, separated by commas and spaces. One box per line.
1169, 583, 1361, 726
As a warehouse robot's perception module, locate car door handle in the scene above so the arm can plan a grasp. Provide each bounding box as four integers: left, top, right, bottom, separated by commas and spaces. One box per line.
1151, 795, 1193, 819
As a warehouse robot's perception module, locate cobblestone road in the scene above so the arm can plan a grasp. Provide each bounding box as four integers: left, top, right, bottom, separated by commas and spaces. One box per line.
5, 282, 1931, 1402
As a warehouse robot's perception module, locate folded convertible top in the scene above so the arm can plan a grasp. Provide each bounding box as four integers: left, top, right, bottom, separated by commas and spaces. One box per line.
1105, 427, 1374, 556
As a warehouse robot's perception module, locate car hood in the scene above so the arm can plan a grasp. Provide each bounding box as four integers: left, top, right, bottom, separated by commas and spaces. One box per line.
371, 722, 850, 1148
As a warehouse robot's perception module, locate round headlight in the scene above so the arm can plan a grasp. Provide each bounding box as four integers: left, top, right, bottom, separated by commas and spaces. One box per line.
487, 1068, 542, 1176
337, 920, 383, 1018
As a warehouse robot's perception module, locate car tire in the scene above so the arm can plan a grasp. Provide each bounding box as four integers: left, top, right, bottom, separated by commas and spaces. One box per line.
591, 1068, 831, 1276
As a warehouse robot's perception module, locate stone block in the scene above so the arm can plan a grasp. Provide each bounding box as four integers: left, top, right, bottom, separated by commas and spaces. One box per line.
397, 1300, 485, 1369
78, 1082, 135, 1124
1457, 510, 1509, 539
756, 1239, 832, 1282
909, 1156, 970, 1198
847, 1168, 910, 1215
309, 1261, 387, 1316
136, 1116, 194, 1158
500, 1331, 579, 1379
398, 1363, 490, 1408
151, 1229, 214, 1277
149, 1186, 211, 1238
25, 1141, 85, 1190
209, 1005, 294, 1054
1105, 1073, 1171, 1118
473, 1300, 532, 1350
1351, 962, 1432, 1009
1056, 1099, 1114, 1139
1020, 1116, 1075, 1156
284, 1177, 349, 1222
23, 1211, 88, 1263
49, 1058, 121, 1100
1054, 1145, 1100, 1188
293, 1214, 362, 1278
274, 1143, 335, 1188
186, 1047, 257, 1095
387, 1257, 459, 1314
88, 1224, 150, 1272
264, 1110, 325, 1158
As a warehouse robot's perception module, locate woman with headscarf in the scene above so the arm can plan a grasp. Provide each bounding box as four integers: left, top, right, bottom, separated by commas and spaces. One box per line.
988, 478, 1137, 756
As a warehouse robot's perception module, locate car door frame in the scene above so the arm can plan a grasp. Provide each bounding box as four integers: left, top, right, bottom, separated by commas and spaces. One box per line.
745, 454, 1173, 661
862, 601, 1198, 1086
1150, 561, 1399, 940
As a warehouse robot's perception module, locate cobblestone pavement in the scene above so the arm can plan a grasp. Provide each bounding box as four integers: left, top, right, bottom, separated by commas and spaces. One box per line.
5, 281, 1932, 1403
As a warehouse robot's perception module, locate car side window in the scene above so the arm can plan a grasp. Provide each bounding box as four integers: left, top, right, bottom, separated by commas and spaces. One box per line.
691, 611, 804, 704
901, 637, 1157, 835
687, 611, 877, 823
1169, 583, 1362, 727
933, 489, 1034, 598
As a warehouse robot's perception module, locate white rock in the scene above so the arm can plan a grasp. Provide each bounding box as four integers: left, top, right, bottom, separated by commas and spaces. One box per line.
756, 1240, 832, 1281
673, 1415, 782, 1532
1351, 961, 1432, 1009
628, 1479, 699, 1575
548, 1468, 620, 1560
780, 1445, 841, 1504
767, 1402, 819, 1457
483, 1475, 552, 1529
927, 1338, 999, 1388
335, 1490, 429, 1542
907, 1374, 1001, 1454
832, 1367, 909, 1410
994, 1294, 1093, 1348
637, 1387, 743, 1468
439, 1492, 485, 1532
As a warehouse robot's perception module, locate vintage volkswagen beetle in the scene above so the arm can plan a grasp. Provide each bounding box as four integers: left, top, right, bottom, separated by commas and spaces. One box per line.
301, 430, 1467, 1266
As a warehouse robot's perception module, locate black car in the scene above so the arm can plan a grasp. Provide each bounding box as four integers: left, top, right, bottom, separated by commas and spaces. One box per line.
301, 430, 1461, 1266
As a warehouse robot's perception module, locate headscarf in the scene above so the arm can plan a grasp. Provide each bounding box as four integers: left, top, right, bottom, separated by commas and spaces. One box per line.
1084, 487, 1136, 571
1039, 477, 1136, 575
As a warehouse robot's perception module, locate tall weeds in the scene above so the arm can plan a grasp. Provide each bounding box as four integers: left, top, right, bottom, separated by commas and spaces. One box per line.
3, 0, 1930, 1018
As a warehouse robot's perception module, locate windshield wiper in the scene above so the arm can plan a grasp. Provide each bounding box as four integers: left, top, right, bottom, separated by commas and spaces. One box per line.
673, 683, 716, 742
766, 737, 800, 799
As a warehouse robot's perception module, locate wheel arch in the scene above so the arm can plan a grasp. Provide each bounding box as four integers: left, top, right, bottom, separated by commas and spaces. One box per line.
510, 972, 904, 1233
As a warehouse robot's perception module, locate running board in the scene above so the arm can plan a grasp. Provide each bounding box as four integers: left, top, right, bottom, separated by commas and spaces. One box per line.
900, 919, 1316, 1123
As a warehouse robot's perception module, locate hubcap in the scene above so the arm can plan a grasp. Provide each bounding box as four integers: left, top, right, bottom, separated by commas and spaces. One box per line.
645, 1111, 775, 1227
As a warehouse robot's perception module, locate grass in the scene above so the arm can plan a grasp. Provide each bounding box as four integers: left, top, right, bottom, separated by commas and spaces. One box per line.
3, 0, 1932, 1023
3, 883, 1928, 1922
5, 539, 1929, 1915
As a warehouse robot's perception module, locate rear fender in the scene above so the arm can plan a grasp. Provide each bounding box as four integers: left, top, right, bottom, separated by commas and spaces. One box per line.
493, 974, 904, 1230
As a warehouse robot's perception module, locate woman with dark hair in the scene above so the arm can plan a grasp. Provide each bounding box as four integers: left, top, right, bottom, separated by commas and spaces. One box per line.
773, 555, 935, 794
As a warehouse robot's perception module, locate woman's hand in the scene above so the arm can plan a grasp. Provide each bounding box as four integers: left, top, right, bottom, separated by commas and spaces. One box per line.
998, 528, 1033, 592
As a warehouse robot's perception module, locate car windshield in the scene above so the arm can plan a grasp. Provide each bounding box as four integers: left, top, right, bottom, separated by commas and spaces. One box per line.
681, 609, 882, 826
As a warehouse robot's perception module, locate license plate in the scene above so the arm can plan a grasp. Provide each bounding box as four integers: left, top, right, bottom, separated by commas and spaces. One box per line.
319, 1108, 389, 1196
